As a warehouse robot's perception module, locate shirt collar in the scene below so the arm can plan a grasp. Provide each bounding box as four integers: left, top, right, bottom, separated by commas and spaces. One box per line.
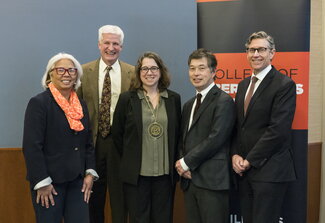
160, 90, 168, 98
99, 58, 119, 72
252, 65, 272, 81
137, 89, 168, 99
196, 82, 215, 97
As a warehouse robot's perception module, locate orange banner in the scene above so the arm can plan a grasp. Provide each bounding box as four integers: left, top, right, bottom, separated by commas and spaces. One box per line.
214, 52, 309, 130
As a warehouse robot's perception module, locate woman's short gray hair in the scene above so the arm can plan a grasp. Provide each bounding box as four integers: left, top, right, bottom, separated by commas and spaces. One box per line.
41, 53, 83, 90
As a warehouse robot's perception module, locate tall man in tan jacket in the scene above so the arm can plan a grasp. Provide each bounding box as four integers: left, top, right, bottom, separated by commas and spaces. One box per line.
77, 25, 135, 223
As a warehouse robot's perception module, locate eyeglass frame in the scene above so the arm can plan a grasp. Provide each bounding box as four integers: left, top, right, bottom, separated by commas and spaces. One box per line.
140, 66, 160, 74
51, 67, 78, 77
246, 47, 273, 54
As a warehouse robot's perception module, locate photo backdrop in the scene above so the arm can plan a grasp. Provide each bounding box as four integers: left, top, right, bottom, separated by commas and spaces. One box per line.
197, 0, 310, 222
0, 0, 196, 147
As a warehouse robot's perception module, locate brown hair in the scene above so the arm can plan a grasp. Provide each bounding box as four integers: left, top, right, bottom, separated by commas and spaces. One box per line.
131, 51, 170, 92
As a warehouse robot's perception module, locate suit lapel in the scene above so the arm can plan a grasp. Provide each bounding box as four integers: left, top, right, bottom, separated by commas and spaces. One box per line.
244, 68, 275, 119
238, 78, 250, 121
86, 59, 100, 115
189, 85, 218, 130
164, 91, 176, 163
182, 98, 195, 141
165, 92, 174, 140
130, 92, 143, 139
86, 59, 131, 117
120, 61, 132, 92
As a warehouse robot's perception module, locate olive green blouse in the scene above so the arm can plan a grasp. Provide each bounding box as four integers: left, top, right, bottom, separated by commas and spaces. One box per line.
137, 90, 169, 176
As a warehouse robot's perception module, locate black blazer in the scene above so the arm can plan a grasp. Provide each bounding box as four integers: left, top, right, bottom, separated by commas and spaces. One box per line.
232, 66, 296, 182
23, 89, 95, 188
180, 85, 236, 191
112, 89, 181, 186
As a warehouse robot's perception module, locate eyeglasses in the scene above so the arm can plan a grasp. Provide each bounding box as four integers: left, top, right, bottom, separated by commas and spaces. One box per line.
52, 67, 78, 76
246, 47, 271, 54
140, 66, 160, 74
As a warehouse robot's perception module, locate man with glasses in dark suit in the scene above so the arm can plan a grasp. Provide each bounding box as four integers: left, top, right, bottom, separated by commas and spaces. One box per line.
232, 31, 296, 223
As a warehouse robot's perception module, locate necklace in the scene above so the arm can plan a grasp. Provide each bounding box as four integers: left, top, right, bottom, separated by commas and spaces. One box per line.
144, 92, 163, 139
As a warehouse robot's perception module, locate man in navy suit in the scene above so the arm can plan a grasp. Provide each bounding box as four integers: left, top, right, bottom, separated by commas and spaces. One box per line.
232, 31, 296, 223
175, 48, 236, 223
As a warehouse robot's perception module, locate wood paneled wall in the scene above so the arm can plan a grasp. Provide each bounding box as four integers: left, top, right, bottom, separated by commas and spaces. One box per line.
0, 148, 186, 223
0, 148, 35, 223
307, 143, 322, 223
0, 145, 319, 223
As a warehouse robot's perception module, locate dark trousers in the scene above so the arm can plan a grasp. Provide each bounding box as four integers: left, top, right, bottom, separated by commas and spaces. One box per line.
31, 176, 89, 223
124, 175, 175, 223
107, 134, 127, 223
89, 135, 126, 223
238, 176, 289, 223
184, 182, 229, 223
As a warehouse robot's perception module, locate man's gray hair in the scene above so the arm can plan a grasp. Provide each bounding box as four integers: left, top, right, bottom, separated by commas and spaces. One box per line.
98, 25, 124, 45
245, 31, 275, 50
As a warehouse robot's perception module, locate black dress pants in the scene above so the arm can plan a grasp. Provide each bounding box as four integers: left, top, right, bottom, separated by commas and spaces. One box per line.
183, 182, 229, 223
124, 175, 174, 223
89, 135, 108, 223
238, 176, 289, 223
89, 135, 127, 223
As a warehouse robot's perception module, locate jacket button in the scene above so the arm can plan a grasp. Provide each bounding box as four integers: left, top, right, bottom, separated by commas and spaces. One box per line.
74, 147, 79, 151
74, 131, 78, 135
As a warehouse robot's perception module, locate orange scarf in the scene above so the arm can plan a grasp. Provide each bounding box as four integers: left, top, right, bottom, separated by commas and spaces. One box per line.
48, 82, 84, 131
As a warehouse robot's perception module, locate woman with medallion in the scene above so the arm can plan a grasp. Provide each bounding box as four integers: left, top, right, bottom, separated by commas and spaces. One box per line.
23, 53, 98, 223
112, 51, 181, 223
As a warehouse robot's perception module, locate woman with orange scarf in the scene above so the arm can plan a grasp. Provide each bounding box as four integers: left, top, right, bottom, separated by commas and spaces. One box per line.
23, 53, 98, 223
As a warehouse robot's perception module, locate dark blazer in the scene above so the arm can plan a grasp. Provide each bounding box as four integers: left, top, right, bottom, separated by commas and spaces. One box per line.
23, 89, 95, 188
180, 85, 236, 191
232, 66, 296, 182
112, 89, 181, 186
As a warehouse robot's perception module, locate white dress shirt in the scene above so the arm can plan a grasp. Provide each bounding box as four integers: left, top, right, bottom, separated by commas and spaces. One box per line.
180, 82, 216, 171
99, 58, 122, 125
245, 65, 272, 99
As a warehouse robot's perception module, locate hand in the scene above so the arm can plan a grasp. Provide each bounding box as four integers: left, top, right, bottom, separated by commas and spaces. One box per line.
232, 154, 246, 176
82, 174, 94, 203
182, 171, 192, 179
242, 159, 251, 170
175, 160, 186, 176
36, 184, 58, 208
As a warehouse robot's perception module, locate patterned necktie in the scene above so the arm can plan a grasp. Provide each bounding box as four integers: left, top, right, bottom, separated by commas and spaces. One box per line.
244, 76, 258, 115
193, 93, 202, 117
98, 66, 112, 138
